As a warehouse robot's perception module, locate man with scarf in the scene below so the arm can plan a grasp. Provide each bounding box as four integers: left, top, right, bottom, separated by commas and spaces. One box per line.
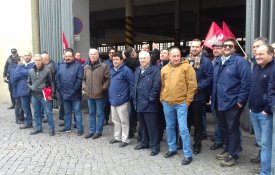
186, 39, 213, 154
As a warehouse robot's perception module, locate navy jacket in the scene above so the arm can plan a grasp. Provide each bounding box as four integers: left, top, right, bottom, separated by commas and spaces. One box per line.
249, 61, 275, 114
108, 63, 134, 106
56, 61, 83, 100
191, 56, 213, 103
269, 67, 275, 107
212, 53, 251, 111
3, 55, 18, 78
13, 63, 34, 97
9, 67, 19, 98
132, 65, 161, 112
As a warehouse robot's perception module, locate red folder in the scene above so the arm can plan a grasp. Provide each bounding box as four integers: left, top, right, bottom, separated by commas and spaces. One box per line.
42, 86, 52, 101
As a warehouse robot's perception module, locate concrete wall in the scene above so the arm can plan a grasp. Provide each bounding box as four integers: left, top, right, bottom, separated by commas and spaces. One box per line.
0, 0, 34, 104
73, 0, 90, 59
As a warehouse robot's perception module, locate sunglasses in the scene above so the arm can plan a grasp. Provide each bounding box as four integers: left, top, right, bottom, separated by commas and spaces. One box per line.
223, 44, 234, 49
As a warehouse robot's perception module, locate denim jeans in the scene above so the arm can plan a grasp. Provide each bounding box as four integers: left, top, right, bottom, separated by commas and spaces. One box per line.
31, 96, 55, 131
250, 111, 273, 175
20, 96, 33, 126
162, 101, 192, 158
63, 100, 83, 132
87, 98, 105, 134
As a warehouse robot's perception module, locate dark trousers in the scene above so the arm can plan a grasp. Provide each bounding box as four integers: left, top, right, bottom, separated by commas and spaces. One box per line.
104, 96, 110, 122
216, 105, 242, 159
8, 81, 15, 105
187, 101, 203, 148
138, 112, 160, 151
15, 97, 24, 122
129, 99, 137, 132
158, 101, 166, 141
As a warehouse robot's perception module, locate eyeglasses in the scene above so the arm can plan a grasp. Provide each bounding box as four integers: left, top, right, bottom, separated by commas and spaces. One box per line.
223, 44, 234, 49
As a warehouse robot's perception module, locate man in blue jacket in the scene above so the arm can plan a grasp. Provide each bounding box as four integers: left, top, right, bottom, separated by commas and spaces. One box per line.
14, 51, 35, 129
212, 38, 251, 167
186, 39, 213, 154
108, 52, 133, 147
132, 51, 161, 156
56, 48, 84, 136
249, 44, 274, 175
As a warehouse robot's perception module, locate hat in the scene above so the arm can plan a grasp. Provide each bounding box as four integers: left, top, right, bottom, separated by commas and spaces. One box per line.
212, 42, 223, 47
11, 48, 17, 53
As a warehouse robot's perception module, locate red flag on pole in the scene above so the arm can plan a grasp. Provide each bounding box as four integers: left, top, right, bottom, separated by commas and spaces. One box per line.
62, 32, 68, 50
203, 22, 227, 49
222, 21, 236, 39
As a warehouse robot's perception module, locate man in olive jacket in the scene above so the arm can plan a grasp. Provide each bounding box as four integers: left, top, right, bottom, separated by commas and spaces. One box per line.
160, 47, 197, 165
82, 48, 110, 139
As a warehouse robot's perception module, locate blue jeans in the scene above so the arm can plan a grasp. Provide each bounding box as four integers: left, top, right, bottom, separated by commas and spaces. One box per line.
63, 100, 83, 132
31, 96, 55, 131
250, 111, 272, 175
162, 101, 192, 158
20, 96, 33, 126
87, 98, 105, 134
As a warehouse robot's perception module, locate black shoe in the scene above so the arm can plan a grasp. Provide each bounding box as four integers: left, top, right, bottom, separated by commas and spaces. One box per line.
109, 138, 120, 144
49, 130, 55, 136
58, 128, 71, 133
119, 142, 128, 148
210, 143, 223, 150
164, 151, 177, 158
193, 147, 201, 155
58, 122, 65, 127
8, 104, 15, 109
92, 133, 102, 139
84, 133, 94, 139
77, 131, 83, 136
250, 157, 260, 164
20, 125, 33, 129
255, 142, 260, 147
134, 145, 149, 150
42, 118, 48, 123
211, 137, 215, 142
150, 150, 159, 156
181, 157, 193, 165
30, 130, 43, 135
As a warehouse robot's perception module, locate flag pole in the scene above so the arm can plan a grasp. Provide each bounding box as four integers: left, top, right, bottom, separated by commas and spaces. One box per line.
235, 39, 247, 59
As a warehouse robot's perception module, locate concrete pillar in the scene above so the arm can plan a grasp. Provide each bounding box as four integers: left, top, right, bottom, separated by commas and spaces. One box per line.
174, 0, 180, 47
31, 0, 40, 54
125, 0, 134, 48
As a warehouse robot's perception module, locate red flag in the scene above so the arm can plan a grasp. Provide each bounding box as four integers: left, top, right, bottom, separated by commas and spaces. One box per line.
62, 32, 68, 50
203, 22, 227, 49
222, 21, 236, 39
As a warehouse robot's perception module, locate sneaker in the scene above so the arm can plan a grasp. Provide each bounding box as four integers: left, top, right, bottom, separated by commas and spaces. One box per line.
216, 150, 229, 160
119, 142, 128, 148
220, 155, 237, 167
49, 130, 55, 136
30, 130, 43, 135
58, 128, 71, 133
109, 138, 120, 144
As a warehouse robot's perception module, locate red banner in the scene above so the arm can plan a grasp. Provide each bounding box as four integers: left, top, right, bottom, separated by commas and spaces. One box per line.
203, 22, 227, 49
62, 32, 68, 50
222, 21, 236, 39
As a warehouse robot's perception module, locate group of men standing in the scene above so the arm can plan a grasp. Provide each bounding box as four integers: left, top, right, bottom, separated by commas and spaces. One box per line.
3, 38, 275, 173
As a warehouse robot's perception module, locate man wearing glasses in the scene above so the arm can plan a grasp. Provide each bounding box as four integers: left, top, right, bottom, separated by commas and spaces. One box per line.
211, 38, 251, 167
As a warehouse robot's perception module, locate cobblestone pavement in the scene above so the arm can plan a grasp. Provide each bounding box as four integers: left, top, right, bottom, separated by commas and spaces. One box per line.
0, 103, 258, 175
